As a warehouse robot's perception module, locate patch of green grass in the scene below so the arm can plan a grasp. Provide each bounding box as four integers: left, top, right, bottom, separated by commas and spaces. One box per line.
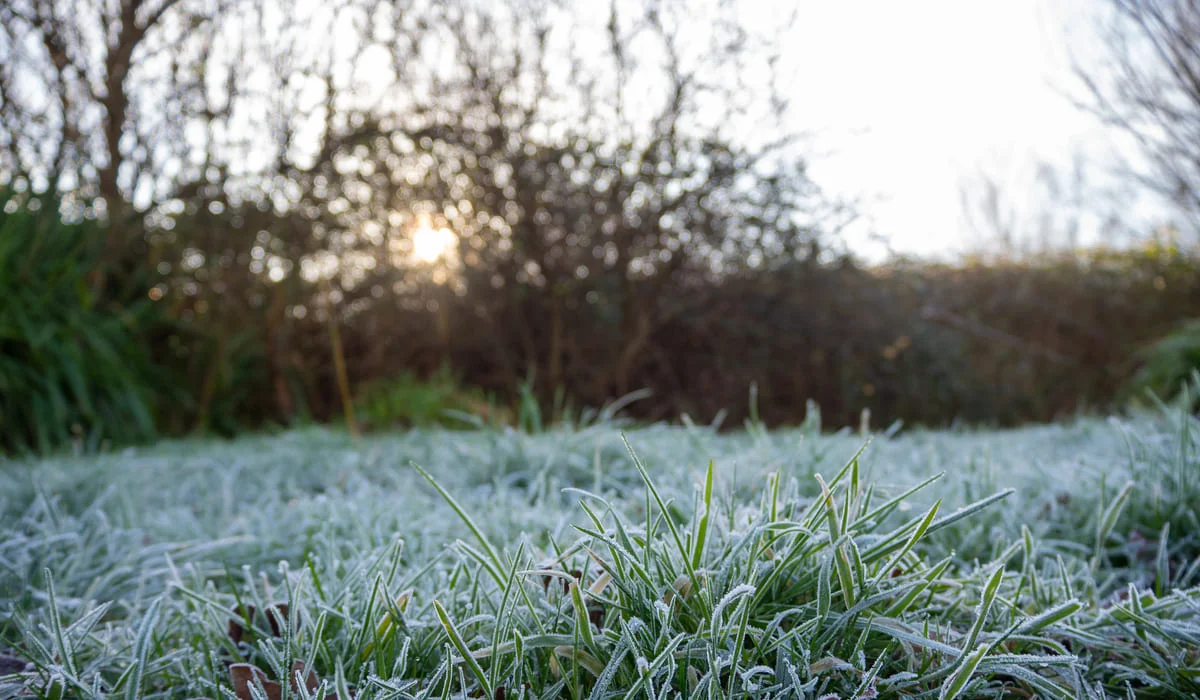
1, 401, 1198, 698
353, 365, 511, 431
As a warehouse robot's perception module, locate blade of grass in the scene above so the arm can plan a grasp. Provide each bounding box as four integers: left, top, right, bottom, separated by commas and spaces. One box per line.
434, 600, 493, 698
413, 462, 505, 586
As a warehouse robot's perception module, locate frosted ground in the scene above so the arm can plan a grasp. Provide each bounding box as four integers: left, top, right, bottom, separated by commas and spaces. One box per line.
1, 406, 1198, 698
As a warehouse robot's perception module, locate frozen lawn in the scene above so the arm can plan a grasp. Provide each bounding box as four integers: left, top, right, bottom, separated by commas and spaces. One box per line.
1, 408, 1198, 698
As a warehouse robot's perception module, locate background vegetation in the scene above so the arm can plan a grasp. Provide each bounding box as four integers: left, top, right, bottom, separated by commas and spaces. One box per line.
2, 0, 1200, 454
4, 182, 1198, 454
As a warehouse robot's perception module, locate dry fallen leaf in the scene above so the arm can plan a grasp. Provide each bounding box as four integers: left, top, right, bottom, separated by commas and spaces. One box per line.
230, 663, 281, 700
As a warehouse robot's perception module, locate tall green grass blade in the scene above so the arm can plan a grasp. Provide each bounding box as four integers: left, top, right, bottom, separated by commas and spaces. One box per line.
434, 600, 493, 698
691, 461, 713, 570
123, 596, 163, 700
413, 462, 505, 586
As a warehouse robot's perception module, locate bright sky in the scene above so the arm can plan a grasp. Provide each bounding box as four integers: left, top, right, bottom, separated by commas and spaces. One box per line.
773, 0, 1112, 259
140, 0, 1133, 263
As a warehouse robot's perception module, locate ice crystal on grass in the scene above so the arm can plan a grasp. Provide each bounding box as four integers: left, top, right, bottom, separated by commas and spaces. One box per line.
1, 407, 1198, 697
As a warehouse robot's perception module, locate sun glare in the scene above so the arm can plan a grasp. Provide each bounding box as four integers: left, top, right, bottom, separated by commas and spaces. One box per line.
412, 223, 456, 263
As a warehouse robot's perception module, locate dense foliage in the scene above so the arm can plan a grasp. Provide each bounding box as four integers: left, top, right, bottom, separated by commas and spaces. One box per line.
3, 188, 1199, 454
1125, 320, 1200, 410
0, 193, 164, 453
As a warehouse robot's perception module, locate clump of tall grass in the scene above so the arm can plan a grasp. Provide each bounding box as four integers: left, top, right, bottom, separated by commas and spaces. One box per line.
1124, 315, 1200, 410
0, 191, 164, 454
354, 365, 512, 431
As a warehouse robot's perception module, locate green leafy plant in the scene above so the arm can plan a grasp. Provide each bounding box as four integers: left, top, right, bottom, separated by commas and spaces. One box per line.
353, 364, 508, 430
0, 192, 166, 454
1124, 319, 1200, 410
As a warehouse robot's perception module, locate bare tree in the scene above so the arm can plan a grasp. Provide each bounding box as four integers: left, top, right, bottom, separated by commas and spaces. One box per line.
1, 0, 853, 415
959, 153, 1133, 257
0, 0, 242, 270
1073, 0, 1200, 232
322, 0, 851, 396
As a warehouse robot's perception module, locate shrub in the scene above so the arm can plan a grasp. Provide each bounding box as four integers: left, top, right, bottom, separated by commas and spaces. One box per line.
352, 364, 508, 430
0, 192, 164, 453
1124, 318, 1200, 409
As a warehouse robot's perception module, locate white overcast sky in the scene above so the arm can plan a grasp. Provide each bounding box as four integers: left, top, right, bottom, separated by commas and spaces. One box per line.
94, 0, 1140, 261
766, 0, 1119, 259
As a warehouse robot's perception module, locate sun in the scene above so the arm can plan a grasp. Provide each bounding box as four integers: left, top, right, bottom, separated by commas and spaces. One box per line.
411, 222, 456, 263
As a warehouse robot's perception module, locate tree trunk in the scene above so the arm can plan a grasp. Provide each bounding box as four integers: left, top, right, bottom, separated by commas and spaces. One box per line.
265, 282, 295, 423
323, 281, 360, 439
548, 293, 564, 388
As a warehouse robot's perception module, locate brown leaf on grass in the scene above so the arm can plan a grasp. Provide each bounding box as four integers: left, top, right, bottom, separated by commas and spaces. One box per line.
228, 605, 256, 644
230, 663, 281, 700
229, 602, 290, 644
587, 602, 604, 628
289, 661, 319, 693
540, 568, 584, 596
266, 602, 290, 636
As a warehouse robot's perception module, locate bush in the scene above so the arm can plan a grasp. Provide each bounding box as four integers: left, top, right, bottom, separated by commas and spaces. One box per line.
1124, 318, 1200, 408
0, 192, 164, 453
352, 365, 509, 430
